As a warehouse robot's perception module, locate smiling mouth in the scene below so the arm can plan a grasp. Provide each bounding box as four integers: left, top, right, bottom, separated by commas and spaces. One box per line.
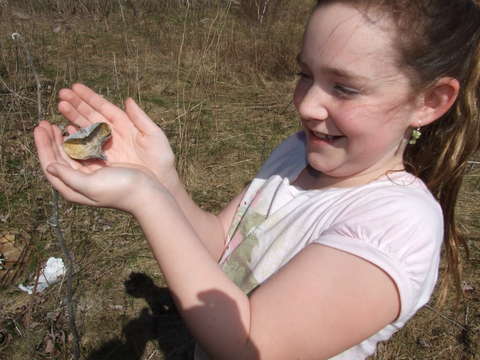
311, 130, 344, 142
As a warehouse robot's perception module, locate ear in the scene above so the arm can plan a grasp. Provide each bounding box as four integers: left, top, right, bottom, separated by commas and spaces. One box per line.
413, 77, 460, 127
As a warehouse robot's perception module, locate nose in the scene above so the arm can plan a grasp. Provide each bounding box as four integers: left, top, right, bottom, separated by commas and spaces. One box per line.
294, 83, 329, 121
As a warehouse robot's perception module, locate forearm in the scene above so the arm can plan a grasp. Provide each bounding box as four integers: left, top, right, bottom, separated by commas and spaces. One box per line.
133, 191, 255, 359
164, 173, 227, 261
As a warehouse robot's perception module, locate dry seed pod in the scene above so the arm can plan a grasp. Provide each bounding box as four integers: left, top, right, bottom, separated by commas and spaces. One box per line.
63, 122, 111, 160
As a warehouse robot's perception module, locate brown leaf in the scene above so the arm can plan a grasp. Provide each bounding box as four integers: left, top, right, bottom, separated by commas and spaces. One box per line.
44, 336, 54, 354
0, 233, 22, 268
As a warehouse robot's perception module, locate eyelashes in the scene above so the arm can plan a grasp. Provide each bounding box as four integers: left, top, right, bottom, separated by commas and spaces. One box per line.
295, 72, 360, 99
333, 84, 359, 97
295, 71, 312, 81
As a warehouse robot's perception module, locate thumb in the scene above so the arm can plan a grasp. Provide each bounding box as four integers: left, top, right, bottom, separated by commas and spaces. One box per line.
125, 98, 159, 134
47, 163, 89, 193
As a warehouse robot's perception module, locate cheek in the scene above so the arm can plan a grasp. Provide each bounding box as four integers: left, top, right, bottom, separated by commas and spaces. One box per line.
332, 106, 378, 136
336, 103, 405, 136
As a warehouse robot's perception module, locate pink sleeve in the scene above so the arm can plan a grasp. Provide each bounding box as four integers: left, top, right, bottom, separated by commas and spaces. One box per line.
312, 192, 443, 323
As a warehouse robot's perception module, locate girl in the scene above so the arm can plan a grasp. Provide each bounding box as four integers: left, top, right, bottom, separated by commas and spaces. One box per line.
34, 0, 480, 359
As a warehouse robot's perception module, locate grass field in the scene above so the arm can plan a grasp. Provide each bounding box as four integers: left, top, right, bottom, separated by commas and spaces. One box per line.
0, 1, 479, 359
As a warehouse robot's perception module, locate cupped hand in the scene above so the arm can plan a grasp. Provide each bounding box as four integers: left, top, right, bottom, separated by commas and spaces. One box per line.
57, 83, 179, 190
34, 121, 166, 213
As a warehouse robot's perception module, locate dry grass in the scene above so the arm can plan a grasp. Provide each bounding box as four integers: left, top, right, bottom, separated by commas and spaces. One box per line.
0, 1, 479, 359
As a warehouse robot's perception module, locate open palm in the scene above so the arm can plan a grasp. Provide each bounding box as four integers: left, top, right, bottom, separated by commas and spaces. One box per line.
58, 84, 179, 189
34, 120, 162, 212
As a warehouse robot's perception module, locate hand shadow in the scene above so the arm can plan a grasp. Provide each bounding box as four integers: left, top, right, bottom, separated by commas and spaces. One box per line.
87, 272, 195, 360
87, 272, 260, 360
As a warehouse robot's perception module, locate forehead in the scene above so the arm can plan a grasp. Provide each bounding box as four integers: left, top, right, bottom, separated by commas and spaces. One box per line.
302, 3, 400, 78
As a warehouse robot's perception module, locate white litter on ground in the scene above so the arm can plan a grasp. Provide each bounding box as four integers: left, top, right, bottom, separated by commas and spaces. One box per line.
18, 257, 66, 294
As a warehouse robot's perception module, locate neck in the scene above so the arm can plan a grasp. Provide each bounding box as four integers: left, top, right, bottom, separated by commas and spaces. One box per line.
299, 163, 406, 190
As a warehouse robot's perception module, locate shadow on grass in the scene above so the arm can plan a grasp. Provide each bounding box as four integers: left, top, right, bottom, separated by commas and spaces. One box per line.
87, 272, 195, 360
87, 272, 260, 359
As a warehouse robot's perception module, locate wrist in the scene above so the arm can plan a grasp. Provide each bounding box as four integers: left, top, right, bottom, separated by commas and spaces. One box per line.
129, 177, 176, 219
158, 169, 184, 197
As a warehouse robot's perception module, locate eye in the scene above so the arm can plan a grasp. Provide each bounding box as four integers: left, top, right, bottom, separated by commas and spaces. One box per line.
333, 84, 359, 98
296, 71, 312, 79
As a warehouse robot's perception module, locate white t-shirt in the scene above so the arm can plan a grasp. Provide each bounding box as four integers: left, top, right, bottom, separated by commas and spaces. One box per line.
196, 131, 444, 359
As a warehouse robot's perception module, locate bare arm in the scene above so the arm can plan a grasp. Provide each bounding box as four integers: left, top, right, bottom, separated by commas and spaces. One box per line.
164, 179, 246, 260
56, 83, 246, 260
36, 114, 400, 360
133, 190, 401, 359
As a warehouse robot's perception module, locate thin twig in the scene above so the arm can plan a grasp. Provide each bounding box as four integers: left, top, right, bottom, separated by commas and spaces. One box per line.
12, 32, 81, 360
0, 74, 36, 103
259, 0, 270, 24
49, 191, 80, 359
424, 304, 469, 331
25, 262, 42, 328
11, 33, 41, 119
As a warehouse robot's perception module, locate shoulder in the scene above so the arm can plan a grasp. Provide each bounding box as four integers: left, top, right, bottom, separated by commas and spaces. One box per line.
337, 173, 443, 229
333, 174, 443, 253
314, 175, 444, 320
358, 180, 443, 257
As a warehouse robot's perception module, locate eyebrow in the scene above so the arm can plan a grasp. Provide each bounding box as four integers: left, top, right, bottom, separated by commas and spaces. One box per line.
296, 53, 369, 83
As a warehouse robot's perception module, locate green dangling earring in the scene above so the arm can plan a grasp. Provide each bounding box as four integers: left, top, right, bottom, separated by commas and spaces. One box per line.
409, 127, 422, 145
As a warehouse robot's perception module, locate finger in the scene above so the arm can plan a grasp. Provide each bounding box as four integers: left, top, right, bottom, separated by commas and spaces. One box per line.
58, 99, 91, 128
65, 124, 79, 135
52, 124, 71, 161
125, 98, 160, 134
34, 123, 63, 174
71, 83, 128, 128
46, 163, 97, 205
34, 122, 71, 169
59, 87, 108, 125
35, 124, 98, 204
35, 120, 54, 142
47, 162, 88, 193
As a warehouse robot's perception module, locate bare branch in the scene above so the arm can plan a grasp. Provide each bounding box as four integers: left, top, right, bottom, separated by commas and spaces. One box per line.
12, 32, 81, 360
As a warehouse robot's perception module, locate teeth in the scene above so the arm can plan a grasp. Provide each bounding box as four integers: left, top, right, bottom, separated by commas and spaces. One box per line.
313, 131, 336, 141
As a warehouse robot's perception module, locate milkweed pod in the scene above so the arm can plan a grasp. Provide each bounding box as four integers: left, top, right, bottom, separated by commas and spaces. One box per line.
63, 122, 111, 160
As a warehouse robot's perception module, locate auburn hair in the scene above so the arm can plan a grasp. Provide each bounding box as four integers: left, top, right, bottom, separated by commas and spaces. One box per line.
314, 0, 480, 304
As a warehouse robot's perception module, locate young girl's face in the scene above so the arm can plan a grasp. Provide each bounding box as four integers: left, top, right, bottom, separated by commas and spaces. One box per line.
294, 2, 421, 186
